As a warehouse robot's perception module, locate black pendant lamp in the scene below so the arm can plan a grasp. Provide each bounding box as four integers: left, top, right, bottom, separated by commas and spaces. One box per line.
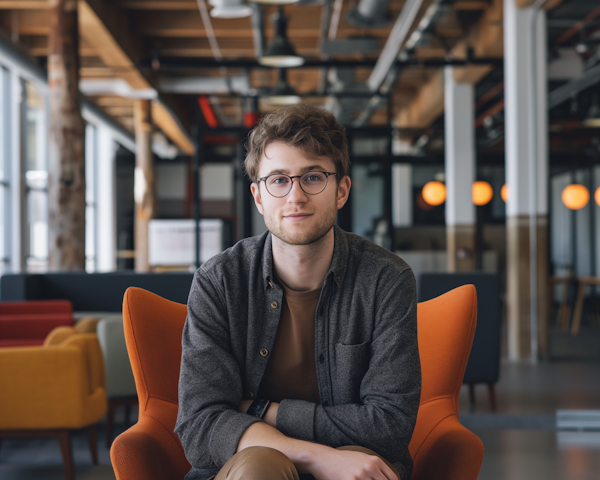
267, 68, 301, 106
259, 6, 304, 68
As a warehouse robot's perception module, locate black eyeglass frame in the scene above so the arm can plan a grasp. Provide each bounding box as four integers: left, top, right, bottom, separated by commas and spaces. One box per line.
256, 171, 338, 198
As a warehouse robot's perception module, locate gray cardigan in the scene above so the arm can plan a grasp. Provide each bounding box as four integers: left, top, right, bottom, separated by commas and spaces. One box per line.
175, 225, 421, 480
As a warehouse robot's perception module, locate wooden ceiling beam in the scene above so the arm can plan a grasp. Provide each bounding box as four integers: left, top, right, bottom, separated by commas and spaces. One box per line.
0, 1, 48, 8
79, 0, 195, 155
395, 0, 503, 129
516, 0, 564, 9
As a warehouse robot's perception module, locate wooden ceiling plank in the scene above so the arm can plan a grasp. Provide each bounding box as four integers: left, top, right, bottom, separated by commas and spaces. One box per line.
78, 0, 194, 154
0, 1, 48, 8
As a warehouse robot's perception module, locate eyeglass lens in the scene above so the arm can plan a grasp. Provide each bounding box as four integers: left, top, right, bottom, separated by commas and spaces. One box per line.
266, 172, 328, 197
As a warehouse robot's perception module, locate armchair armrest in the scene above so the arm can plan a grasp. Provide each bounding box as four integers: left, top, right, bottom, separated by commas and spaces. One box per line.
111, 415, 191, 480
0, 344, 106, 430
411, 414, 484, 480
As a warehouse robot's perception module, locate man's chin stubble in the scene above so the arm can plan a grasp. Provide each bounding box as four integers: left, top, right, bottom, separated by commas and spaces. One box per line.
267, 215, 335, 246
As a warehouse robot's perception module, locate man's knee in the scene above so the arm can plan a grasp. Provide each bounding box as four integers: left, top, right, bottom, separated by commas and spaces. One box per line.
216, 446, 299, 480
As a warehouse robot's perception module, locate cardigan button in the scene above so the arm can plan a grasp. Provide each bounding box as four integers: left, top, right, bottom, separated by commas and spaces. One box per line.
260, 348, 269, 357
270, 301, 278, 309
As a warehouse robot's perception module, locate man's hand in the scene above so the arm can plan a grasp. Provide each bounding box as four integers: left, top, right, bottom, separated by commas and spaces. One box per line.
306, 447, 398, 480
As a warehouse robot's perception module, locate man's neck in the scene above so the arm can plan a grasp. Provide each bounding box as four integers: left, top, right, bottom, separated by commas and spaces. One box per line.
271, 228, 335, 292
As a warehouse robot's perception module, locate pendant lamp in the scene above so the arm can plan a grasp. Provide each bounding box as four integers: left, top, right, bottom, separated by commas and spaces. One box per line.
259, 7, 304, 67
266, 69, 301, 106
209, 0, 253, 18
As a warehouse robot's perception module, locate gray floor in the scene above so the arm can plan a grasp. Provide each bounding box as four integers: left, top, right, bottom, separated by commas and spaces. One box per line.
1, 360, 600, 480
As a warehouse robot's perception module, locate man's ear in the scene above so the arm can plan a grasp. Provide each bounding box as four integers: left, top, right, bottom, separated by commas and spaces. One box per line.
336, 176, 351, 210
250, 182, 264, 215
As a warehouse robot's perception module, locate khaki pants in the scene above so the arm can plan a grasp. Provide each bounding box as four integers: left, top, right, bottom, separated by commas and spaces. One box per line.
211, 445, 400, 480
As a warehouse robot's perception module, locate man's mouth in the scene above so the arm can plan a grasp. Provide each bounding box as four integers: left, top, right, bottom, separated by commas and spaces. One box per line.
284, 213, 313, 220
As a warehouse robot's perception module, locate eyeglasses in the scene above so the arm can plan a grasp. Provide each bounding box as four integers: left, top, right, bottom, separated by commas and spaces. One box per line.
257, 171, 337, 198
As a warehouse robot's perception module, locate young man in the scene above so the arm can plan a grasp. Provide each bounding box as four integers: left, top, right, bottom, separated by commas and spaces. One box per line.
175, 104, 421, 480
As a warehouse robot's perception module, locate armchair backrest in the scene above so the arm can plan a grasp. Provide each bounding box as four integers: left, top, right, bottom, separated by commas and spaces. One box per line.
122, 287, 187, 410
408, 285, 478, 463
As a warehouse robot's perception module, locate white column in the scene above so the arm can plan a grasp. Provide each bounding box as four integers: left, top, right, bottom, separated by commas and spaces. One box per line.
504, 0, 549, 360
10, 72, 26, 273
392, 164, 412, 228
444, 66, 475, 271
505, 1, 548, 219
96, 125, 117, 272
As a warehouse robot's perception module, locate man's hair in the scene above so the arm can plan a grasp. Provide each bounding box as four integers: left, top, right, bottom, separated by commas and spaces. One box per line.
244, 103, 350, 183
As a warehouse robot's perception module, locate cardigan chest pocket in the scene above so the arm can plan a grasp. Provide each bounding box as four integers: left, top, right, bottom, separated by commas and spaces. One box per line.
334, 341, 370, 405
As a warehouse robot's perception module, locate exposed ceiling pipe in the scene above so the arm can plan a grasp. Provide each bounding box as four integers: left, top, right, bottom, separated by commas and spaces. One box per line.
157, 75, 249, 95
251, 3, 265, 58
328, 0, 344, 39
196, 0, 223, 61
356, 0, 449, 126
346, 0, 393, 29
367, 0, 425, 93
548, 62, 600, 109
317, 0, 333, 93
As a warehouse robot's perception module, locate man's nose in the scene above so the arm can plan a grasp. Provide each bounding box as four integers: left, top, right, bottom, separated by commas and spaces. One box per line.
287, 178, 308, 202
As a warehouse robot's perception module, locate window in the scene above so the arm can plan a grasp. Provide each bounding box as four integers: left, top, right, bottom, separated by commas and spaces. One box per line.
23, 80, 48, 272
85, 123, 97, 272
0, 66, 9, 276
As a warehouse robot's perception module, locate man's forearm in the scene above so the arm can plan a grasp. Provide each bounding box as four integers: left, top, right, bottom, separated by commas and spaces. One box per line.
236, 421, 324, 474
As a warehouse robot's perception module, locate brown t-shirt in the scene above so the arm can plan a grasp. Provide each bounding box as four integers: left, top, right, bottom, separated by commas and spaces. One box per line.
257, 277, 321, 405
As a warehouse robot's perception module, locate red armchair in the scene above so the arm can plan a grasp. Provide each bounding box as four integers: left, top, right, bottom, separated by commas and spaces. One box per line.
0, 300, 74, 348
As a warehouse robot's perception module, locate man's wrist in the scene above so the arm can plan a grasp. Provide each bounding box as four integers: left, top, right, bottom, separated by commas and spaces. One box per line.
246, 398, 271, 419
263, 401, 279, 427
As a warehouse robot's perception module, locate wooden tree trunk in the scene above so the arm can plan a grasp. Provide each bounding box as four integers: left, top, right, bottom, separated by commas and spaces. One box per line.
47, 0, 86, 271
134, 99, 155, 272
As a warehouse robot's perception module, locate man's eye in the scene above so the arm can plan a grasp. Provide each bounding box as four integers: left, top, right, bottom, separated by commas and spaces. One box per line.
305, 175, 320, 182
272, 177, 289, 184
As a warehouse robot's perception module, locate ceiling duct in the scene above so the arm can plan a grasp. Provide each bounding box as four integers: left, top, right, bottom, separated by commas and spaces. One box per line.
325, 68, 371, 125
346, 0, 393, 29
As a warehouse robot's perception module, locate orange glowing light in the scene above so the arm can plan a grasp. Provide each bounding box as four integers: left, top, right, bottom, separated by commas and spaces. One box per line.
595, 186, 600, 207
501, 184, 508, 202
422, 181, 446, 206
472, 181, 494, 206
562, 184, 589, 210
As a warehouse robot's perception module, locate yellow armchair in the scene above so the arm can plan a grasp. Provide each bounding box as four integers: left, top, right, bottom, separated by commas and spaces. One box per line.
0, 328, 107, 480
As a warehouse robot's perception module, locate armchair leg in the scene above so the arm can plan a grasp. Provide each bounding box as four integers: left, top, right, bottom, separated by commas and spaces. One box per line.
468, 384, 476, 413
57, 430, 75, 480
86, 425, 99, 465
487, 383, 497, 412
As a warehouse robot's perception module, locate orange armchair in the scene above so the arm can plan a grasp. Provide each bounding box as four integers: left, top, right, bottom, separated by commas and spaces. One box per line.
112, 285, 483, 480
0, 326, 107, 480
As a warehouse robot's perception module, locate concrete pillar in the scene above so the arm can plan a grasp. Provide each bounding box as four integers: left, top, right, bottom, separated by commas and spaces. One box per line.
96, 126, 118, 272
392, 164, 412, 228
444, 66, 476, 272
134, 99, 154, 272
504, 0, 549, 360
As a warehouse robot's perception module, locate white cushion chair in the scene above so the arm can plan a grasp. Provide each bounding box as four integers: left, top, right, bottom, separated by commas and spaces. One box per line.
97, 315, 138, 448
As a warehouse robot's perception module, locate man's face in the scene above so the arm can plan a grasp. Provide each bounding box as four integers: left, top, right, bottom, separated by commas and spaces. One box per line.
250, 141, 350, 246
